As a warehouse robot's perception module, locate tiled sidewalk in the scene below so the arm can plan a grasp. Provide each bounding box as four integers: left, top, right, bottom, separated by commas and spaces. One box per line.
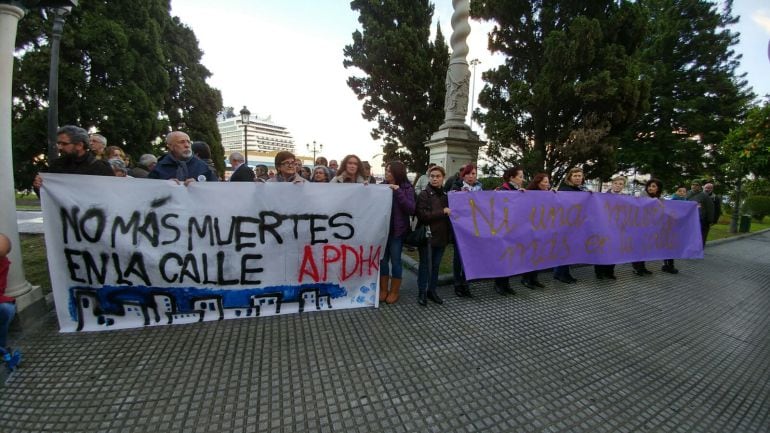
1, 232, 769, 432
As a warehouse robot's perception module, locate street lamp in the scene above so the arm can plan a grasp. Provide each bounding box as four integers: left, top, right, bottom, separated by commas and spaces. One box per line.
239, 105, 250, 166
307, 140, 322, 162
0, 0, 79, 326
469, 58, 481, 130
47, 4, 75, 161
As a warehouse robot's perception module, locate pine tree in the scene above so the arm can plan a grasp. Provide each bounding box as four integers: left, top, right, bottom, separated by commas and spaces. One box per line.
616, 0, 753, 189
343, 0, 449, 172
11, 0, 224, 186
472, 0, 649, 183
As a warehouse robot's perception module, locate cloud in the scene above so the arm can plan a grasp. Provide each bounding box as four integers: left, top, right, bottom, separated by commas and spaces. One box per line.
753, 10, 770, 34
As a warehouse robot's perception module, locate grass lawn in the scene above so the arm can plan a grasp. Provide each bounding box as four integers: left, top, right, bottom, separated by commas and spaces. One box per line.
20, 234, 51, 295
16, 192, 41, 211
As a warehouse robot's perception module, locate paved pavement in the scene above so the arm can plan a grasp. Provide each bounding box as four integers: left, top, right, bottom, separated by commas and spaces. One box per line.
2, 225, 769, 432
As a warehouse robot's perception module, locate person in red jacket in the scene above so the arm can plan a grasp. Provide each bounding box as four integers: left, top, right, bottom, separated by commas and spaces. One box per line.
0, 233, 16, 353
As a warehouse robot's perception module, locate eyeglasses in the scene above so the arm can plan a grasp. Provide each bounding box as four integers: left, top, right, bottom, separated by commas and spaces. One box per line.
280, 160, 296, 167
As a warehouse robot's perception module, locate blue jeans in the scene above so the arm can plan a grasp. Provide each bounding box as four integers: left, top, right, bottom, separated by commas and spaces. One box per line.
418, 245, 445, 291
0, 302, 16, 348
379, 237, 404, 279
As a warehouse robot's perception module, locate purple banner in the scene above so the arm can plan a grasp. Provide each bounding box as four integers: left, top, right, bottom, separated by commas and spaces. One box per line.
448, 191, 703, 280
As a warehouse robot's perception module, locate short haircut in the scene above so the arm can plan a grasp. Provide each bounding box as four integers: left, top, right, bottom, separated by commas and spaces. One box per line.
229, 152, 245, 163
429, 165, 446, 177
459, 163, 477, 178
611, 176, 627, 184
274, 151, 295, 168
108, 158, 127, 174
192, 141, 211, 160
57, 125, 89, 149
503, 166, 523, 180
138, 154, 157, 167
565, 167, 584, 185
90, 133, 107, 146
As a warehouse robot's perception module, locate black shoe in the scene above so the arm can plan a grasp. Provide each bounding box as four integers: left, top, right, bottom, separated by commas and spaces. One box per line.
521, 278, 535, 290
642, 269, 652, 275
633, 268, 649, 276
427, 291, 444, 304
605, 273, 617, 280
418, 292, 427, 306
494, 281, 509, 295
532, 280, 545, 288
595, 273, 605, 280
555, 275, 576, 284
454, 286, 472, 298
661, 265, 679, 274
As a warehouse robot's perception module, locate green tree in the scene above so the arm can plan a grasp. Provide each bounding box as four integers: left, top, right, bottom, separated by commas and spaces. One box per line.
163, 17, 225, 176
721, 102, 770, 232
616, 0, 753, 189
11, 0, 224, 187
471, 1, 649, 183
343, 0, 449, 173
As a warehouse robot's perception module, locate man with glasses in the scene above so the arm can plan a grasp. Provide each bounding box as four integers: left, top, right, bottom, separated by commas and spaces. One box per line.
267, 151, 306, 183
32, 125, 114, 189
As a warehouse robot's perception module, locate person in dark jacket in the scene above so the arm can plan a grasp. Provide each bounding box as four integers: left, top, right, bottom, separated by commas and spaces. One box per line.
492, 166, 525, 294
520, 173, 551, 289
228, 152, 255, 182
379, 161, 415, 304
553, 167, 587, 284
631, 179, 677, 274
32, 125, 115, 190
148, 132, 218, 184
686, 180, 714, 247
415, 166, 451, 306
450, 164, 482, 297
595, 176, 627, 280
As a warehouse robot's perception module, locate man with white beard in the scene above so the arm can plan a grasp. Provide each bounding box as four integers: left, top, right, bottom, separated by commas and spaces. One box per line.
148, 131, 218, 184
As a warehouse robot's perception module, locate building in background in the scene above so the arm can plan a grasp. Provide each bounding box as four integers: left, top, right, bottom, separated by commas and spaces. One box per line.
218, 112, 296, 160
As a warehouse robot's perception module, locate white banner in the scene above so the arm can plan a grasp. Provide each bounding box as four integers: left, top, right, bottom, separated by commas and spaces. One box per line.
41, 174, 391, 332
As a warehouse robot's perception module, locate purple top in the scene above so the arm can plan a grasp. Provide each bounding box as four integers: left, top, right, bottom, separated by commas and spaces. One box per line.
390, 182, 415, 238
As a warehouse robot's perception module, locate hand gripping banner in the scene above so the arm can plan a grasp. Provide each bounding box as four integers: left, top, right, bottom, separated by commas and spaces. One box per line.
41, 174, 391, 332
448, 190, 703, 280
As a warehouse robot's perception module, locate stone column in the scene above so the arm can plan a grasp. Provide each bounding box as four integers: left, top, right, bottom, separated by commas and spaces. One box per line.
426, 0, 483, 177
0, 4, 46, 324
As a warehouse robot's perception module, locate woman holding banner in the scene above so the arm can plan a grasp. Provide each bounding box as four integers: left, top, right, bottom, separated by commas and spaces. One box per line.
416, 166, 451, 306
520, 173, 551, 289
594, 176, 627, 280
632, 179, 679, 275
331, 154, 367, 183
493, 166, 526, 294
379, 161, 415, 304
553, 167, 587, 284
449, 164, 482, 298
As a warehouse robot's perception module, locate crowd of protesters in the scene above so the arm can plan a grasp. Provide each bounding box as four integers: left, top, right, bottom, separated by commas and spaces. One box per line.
30, 125, 720, 310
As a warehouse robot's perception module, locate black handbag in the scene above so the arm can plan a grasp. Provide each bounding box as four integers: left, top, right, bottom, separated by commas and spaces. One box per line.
404, 220, 428, 247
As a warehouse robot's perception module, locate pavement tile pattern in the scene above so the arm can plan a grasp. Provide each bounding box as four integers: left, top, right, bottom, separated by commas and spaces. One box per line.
1, 232, 768, 432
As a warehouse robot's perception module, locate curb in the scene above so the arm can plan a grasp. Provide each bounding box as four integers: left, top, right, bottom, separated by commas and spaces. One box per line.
706, 227, 770, 246
401, 252, 454, 285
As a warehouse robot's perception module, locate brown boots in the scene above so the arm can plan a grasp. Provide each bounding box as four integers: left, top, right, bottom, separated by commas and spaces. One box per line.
379, 276, 402, 304
379, 275, 389, 302
385, 278, 401, 304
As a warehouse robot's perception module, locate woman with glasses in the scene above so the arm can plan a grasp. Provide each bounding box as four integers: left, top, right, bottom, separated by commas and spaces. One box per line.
331, 154, 367, 183
267, 151, 306, 183
415, 166, 451, 307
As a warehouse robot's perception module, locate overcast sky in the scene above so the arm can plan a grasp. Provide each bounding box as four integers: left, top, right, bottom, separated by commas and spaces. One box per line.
170, 1, 770, 171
